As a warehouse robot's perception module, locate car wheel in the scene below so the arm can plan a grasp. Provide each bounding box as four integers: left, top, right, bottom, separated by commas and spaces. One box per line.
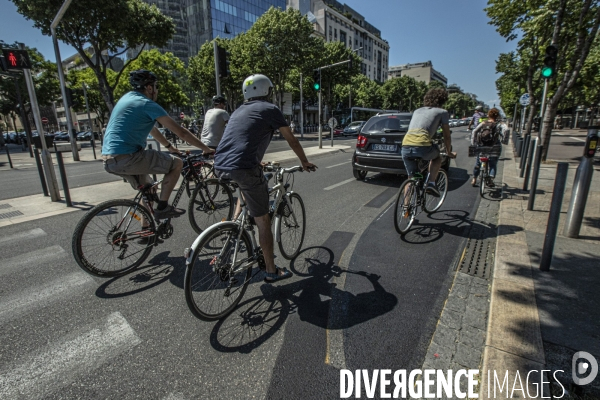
353, 169, 367, 181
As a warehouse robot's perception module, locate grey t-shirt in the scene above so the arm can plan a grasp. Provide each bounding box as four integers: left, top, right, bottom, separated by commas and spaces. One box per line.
201, 108, 229, 147
403, 107, 449, 147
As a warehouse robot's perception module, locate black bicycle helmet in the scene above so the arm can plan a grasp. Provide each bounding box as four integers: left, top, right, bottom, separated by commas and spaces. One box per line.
129, 70, 158, 90
212, 95, 226, 104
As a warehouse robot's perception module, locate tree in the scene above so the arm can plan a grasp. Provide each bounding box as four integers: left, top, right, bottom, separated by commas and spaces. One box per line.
486, 0, 600, 159
445, 93, 477, 118
381, 76, 422, 111
12, 0, 175, 113
114, 49, 188, 111
348, 75, 383, 109
66, 67, 114, 127
428, 80, 447, 90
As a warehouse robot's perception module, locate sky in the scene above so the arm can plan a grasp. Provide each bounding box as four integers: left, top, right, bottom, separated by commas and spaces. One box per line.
0, 0, 517, 111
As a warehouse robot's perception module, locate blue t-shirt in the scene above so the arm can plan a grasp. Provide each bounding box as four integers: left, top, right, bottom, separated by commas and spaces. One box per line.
102, 91, 168, 155
214, 100, 288, 170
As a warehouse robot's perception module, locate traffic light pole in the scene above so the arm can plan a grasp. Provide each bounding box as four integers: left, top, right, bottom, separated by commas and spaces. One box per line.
50, 0, 79, 161
82, 83, 96, 159
318, 74, 322, 149
213, 41, 221, 96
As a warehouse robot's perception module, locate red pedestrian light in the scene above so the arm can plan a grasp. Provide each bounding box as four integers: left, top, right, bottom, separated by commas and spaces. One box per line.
7, 52, 17, 67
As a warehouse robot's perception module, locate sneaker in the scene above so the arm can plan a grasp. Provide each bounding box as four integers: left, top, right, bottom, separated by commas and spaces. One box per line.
153, 205, 186, 219
425, 183, 440, 197
486, 177, 495, 188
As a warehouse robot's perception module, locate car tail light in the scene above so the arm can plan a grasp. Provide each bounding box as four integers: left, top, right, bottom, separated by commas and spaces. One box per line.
356, 135, 367, 149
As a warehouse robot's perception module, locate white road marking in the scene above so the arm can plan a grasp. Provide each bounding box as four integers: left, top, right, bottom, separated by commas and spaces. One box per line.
0, 312, 141, 400
326, 161, 351, 169
0, 245, 66, 276
323, 178, 355, 191
0, 228, 46, 244
569, 136, 586, 142
0, 272, 92, 323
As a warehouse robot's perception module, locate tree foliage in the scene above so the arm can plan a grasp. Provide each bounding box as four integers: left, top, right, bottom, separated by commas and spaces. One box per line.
66, 67, 115, 127
12, 0, 175, 112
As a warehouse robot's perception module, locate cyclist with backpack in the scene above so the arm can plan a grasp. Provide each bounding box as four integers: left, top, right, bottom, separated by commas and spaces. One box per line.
471, 108, 502, 187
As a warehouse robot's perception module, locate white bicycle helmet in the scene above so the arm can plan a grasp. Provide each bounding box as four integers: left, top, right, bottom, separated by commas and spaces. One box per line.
475, 105, 483, 111
243, 74, 273, 100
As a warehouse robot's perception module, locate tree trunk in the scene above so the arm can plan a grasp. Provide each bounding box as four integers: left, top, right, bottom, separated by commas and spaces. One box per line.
96, 70, 115, 114
540, 100, 560, 161
525, 100, 538, 136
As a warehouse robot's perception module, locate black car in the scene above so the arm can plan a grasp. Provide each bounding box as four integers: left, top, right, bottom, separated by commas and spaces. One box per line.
342, 121, 366, 136
351, 113, 451, 180
53, 131, 71, 142
76, 131, 98, 141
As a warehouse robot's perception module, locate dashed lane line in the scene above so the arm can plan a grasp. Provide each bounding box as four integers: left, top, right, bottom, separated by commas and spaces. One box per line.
0, 228, 46, 244
323, 178, 355, 191
326, 161, 351, 169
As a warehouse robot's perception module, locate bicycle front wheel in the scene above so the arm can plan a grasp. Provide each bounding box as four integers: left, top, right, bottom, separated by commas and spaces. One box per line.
394, 180, 417, 235
184, 225, 253, 321
188, 179, 234, 234
277, 193, 306, 260
423, 170, 449, 213
72, 199, 155, 277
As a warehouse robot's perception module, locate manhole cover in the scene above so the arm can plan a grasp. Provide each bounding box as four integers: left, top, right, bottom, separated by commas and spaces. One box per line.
0, 210, 24, 219
458, 238, 493, 279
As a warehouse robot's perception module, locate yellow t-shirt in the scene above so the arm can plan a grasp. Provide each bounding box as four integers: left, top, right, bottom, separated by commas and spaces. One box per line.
402, 128, 432, 146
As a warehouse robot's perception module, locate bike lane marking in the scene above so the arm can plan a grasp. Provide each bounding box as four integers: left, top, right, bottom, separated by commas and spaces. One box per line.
0, 227, 46, 244
0, 245, 66, 277
323, 178, 355, 191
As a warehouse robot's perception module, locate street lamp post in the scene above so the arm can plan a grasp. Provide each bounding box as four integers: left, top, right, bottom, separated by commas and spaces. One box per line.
82, 83, 97, 159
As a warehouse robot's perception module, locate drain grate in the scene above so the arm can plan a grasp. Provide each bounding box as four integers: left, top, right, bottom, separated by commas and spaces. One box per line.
458, 237, 493, 279
0, 203, 11, 210
0, 210, 24, 219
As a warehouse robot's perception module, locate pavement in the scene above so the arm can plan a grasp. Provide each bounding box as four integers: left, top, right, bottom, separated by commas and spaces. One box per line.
480, 129, 600, 399
0, 138, 350, 228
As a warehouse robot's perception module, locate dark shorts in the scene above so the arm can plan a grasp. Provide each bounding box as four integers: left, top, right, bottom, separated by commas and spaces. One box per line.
215, 165, 269, 217
401, 144, 440, 176
103, 149, 176, 189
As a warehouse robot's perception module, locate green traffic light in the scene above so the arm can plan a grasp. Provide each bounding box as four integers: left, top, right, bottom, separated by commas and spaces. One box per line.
541, 66, 553, 78
313, 82, 320, 90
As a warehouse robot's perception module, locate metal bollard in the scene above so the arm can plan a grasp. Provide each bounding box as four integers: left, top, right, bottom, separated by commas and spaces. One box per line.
4, 144, 13, 169
33, 147, 49, 197
527, 145, 543, 210
89, 139, 97, 160
520, 135, 531, 175
522, 138, 537, 191
516, 137, 524, 157
54, 150, 72, 207
540, 162, 569, 271
562, 126, 599, 238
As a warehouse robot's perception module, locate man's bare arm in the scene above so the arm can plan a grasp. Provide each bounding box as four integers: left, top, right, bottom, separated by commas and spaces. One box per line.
441, 124, 456, 158
157, 115, 214, 154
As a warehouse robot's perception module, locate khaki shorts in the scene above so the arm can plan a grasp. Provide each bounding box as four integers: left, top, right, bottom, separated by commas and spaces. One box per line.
103, 149, 176, 189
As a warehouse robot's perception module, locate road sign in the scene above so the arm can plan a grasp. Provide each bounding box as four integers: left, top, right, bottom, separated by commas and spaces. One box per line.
1, 49, 32, 70
41, 117, 49, 124
328, 118, 338, 129
519, 93, 530, 107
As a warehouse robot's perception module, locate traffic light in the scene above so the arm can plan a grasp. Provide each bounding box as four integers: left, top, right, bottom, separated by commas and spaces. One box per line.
542, 45, 558, 79
313, 69, 320, 91
217, 45, 230, 78
65, 88, 82, 109
1, 49, 32, 70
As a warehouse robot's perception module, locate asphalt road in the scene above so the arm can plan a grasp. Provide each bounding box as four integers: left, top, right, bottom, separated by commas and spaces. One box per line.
0, 128, 481, 399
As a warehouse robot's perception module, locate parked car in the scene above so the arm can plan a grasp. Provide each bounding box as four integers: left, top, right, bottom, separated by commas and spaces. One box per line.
76, 131, 98, 141
342, 121, 366, 136
53, 131, 71, 142
351, 113, 452, 180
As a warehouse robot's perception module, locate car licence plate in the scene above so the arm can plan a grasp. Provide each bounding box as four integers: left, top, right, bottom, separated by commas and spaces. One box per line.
372, 144, 397, 152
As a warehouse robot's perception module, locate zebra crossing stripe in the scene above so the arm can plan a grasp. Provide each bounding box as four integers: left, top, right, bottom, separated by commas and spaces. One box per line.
0, 245, 66, 277
0, 228, 46, 244
0, 272, 92, 323
0, 312, 141, 399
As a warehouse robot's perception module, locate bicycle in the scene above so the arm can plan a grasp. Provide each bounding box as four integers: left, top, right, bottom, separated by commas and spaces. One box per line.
183, 164, 308, 321
72, 153, 234, 278
468, 145, 501, 198
393, 155, 449, 235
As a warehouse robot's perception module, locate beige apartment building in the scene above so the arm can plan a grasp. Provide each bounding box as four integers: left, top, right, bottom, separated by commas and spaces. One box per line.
388, 61, 447, 86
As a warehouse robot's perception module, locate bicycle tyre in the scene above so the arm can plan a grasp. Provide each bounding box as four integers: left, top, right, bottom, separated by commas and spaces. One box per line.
277, 193, 306, 260
185, 164, 215, 198
479, 167, 487, 198
423, 170, 449, 213
188, 179, 234, 234
184, 224, 253, 321
72, 199, 155, 277
394, 180, 417, 235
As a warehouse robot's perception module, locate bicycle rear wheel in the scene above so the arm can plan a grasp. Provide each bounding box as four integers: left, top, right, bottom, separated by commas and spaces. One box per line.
188, 179, 234, 234
277, 193, 306, 260
394, 180, 417, 235
72, 199, 155, 277
184, 225, 253, 321
479, 166, 487, 198
423, 170, 448, 213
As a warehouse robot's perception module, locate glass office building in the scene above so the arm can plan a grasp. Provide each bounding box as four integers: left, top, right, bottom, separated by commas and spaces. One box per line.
187, 0, 286, 59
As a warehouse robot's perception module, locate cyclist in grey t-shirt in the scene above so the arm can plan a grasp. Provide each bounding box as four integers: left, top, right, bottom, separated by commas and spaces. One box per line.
201, 95, 230, 149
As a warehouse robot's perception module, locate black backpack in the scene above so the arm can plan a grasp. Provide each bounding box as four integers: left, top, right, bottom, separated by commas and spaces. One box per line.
478, 121, 498, 146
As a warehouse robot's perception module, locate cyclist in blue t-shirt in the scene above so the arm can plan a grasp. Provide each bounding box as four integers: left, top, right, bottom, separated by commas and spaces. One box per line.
102, 70, 214, 220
